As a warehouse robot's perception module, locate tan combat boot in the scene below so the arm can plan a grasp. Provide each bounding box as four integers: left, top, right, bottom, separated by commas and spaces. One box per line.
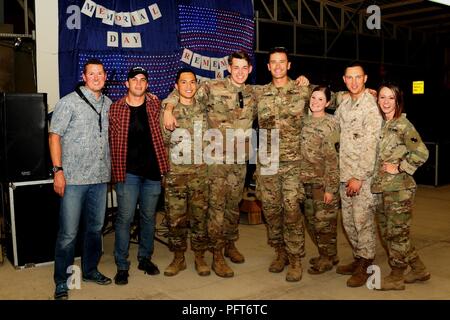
269, 246, 289, 273
194, 251, 211, 276
377, 266, 407, 290
346, 258, 373, 287
164, 251, 187, 276
308, 255, 334, 275
224, 241, 245, 263
212, 249, 234, 278
286, 254, 303, 282
336, 257, 360, 275
404, 257, 431, 283
309, 255, 339, 266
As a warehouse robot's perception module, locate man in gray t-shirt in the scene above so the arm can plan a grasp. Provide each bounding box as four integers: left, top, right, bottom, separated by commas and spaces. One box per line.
49, 58, 112, 300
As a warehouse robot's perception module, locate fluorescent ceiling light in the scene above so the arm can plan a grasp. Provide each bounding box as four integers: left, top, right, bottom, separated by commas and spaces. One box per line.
428, 0, 450, 6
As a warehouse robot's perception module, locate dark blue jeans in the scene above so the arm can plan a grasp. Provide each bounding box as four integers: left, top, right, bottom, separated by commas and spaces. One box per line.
114, 173, 161, 270
54, 183, 107, 285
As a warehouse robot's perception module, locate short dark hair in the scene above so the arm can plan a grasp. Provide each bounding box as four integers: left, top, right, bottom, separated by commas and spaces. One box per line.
345, 61, 366, 75
176, 67, 196, 83
228, 51, 252, 66
83, 58, 104, 75
377, 82, 404, 120
312, 85, 332, 102
268, 47, 290, 62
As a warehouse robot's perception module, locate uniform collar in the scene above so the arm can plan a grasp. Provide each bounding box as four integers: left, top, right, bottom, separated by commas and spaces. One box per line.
225, 76, 247, 93
178, 99, 197, 109
267, 78, 295, 94
349, 89, 372, 107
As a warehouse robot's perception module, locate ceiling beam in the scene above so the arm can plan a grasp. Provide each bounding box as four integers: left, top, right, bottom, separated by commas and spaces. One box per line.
340, 0, 366, 5
259, 0, 274, 20
380, 0, 425, 10
416, 20, 450, 29
382, 7, 441, 19
400, 13, 450, 25
15, 0, 34, 24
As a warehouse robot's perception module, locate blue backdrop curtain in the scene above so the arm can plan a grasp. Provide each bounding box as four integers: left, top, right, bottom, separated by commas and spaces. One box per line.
58, 0, 254, 101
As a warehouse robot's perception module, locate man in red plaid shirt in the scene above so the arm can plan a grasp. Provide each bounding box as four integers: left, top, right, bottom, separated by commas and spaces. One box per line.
109, 66, 169, 285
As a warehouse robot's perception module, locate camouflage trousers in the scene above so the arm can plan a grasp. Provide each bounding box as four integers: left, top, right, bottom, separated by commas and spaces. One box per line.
164, 173, 209, 252
375, 189, 418, 268
208, 163, 246, 249
304, 183, 339, 257
340, 180, 377, 259
257, 161, 305, 256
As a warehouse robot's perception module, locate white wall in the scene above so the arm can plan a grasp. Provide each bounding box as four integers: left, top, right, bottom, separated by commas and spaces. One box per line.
35, 0, 59, 113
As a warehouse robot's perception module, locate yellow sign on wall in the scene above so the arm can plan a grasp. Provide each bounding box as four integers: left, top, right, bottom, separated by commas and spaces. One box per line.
412, 81, 424, 94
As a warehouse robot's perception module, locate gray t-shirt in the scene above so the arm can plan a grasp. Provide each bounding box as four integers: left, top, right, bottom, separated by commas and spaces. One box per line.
50, 86, 112, 184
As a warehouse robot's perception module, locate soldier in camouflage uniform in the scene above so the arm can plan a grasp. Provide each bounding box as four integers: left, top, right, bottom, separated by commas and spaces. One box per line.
299, 86, 340, 275
161, 68, 210, 277
163, 51, 257, 278
371, 83, 430, 290
254, 47, 310, 282
334, 62, 383, 287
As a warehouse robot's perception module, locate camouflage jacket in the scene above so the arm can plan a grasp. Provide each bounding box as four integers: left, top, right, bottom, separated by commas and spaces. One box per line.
163, 76, 257, 163
161, 100, 207, 175
255, 79, 310, 162
299, 114, 340, 194
371, 114, 429, 192
334, 91, 382, 182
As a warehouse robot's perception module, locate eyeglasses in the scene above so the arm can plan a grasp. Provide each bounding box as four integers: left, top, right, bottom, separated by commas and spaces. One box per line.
238, 92, 244, 109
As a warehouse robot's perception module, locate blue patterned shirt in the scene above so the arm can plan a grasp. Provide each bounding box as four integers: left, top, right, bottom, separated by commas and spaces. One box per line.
50, 86, 112, 184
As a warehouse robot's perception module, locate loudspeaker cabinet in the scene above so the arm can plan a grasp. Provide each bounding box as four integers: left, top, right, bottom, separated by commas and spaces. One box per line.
0, 92, 51, 182
1, 179, 60, 268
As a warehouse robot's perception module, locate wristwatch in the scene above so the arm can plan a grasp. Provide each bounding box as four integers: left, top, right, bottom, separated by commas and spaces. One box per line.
52, 166, 63, 173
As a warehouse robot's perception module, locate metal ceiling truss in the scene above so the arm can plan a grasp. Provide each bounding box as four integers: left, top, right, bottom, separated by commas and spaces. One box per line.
253, 0, 447, 65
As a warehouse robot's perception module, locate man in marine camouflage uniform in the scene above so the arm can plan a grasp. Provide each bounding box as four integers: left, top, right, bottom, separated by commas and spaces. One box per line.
334, 62, 383, 287
163, 51, 257, 278
254, 47, 310, 282
162, 68, 210, 277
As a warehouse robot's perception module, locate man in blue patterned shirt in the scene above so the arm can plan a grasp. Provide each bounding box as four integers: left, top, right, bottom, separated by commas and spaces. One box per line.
49, 58, 112, 300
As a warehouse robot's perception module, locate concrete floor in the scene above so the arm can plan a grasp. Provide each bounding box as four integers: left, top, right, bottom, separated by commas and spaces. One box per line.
1, 184, 450, 300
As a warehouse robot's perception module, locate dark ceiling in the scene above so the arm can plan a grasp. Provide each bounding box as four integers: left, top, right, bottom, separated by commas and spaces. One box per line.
2, 1, 450, 35
327, 0, 450, 34
2, 0, 35, 35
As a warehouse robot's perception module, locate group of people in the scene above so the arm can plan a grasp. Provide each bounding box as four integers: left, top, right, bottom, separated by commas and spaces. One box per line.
50, 61, 169, 299
48, 47, 431, 300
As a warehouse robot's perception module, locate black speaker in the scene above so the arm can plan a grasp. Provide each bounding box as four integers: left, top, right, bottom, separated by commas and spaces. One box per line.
1, 180, 82, 268
2, 180, 59, 267
0, 93, 51, 182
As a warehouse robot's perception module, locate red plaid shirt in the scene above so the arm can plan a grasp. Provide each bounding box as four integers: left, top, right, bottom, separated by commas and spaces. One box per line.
109, 93, 169, 183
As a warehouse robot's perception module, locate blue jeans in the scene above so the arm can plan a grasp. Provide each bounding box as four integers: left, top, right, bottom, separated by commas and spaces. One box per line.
54, 183, 107, 285
114, 173, 161, 270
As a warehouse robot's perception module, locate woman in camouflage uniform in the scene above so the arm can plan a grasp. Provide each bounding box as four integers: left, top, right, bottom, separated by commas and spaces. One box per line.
299, 86, 340, 275
371, 83, 431, 290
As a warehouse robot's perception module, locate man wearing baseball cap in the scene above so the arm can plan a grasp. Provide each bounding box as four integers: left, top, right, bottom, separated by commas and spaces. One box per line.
127, 66, 149, 80
109, 66, 169, 285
